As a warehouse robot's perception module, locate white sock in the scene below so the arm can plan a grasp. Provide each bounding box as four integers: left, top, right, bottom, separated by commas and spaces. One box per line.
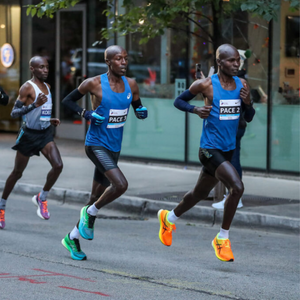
0, 198, 7, 210
87, 204, 98, 216
167, 210, 179, 224
69, 226, 80, 240
218, 228, 229, 239
39, 190, 49, 201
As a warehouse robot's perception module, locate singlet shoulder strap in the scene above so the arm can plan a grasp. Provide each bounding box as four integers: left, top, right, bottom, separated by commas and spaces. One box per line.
233, 76, 244, 90
44, 82, 50, 94
121, 76, 131, 92
27, 80, 37, 88
27, 80, 50, 95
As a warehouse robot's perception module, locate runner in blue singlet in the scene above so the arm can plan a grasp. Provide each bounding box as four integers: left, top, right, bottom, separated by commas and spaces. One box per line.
157, 44, 254, 262
61, 45, 148, 260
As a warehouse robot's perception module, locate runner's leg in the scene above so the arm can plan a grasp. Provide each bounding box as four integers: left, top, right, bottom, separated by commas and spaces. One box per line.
93, 168, 128, 210
214, 161, 244, 230
1, 151, 30, 200
41, 141, 63, 191
174, 170, 219, 217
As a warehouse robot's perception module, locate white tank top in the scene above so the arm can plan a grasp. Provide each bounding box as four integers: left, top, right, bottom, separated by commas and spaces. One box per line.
24, 80, 52, 130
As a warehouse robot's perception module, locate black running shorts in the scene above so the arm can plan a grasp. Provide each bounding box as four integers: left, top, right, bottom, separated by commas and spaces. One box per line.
12, 125, 54, 157
85, 146, 120, 187
199, 148, 234, 177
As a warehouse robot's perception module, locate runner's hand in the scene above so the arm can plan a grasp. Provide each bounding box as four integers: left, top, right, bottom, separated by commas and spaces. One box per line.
50, 118, 60, 127
193, 106, 212, 119
240, 83, 251, 105
135, 106, 148, 119
84, 110, 105, 125
35, 93, 48, 107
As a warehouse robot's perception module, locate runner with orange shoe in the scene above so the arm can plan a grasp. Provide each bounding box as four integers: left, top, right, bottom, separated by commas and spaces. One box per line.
158, 44, 253, 262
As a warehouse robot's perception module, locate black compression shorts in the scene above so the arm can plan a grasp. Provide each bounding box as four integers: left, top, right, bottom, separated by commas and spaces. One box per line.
85, 146, 120, 187
12, 125, 54, 157
199, 148, 234, 177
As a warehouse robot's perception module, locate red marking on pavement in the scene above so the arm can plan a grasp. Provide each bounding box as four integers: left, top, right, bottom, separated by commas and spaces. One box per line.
18, 277, 46, 284
59, 286, 109, 297
33, 269, 96, 282
0, 269, 95, 283
0, 273, 10, 275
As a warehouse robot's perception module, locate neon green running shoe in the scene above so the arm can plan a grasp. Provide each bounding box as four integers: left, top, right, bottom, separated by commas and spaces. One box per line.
61, 233, 87, 260
79, 205, 96, 240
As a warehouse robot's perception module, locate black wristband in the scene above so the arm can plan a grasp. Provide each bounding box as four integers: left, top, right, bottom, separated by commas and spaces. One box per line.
131, 98, 142, 111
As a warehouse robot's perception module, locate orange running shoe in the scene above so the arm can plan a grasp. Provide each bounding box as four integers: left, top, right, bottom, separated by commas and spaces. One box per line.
212, 233, 234, 262
0, 209, 5, 229
157, 209, 176, 246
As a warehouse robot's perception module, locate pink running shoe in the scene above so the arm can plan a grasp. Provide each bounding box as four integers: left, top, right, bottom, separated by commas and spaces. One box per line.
32, 193, 50, 220
0, 209, 5, 229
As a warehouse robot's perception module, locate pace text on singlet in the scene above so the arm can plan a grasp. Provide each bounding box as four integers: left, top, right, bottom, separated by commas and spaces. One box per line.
219, 99, 241, 120
107, 108, 128, 128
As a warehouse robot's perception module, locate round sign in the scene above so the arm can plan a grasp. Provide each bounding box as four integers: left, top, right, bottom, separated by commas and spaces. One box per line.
1, 43, 14, 68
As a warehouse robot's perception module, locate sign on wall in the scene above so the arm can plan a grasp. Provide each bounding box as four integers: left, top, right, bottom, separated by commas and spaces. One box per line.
1, 43, 14, 68
175, 79, 186, 97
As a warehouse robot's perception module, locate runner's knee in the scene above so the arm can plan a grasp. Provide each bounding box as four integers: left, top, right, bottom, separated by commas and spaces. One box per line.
53, 161, 63, 173
230, 181, 244, 198
11, 169, 23, 180
113, 178, 128, 195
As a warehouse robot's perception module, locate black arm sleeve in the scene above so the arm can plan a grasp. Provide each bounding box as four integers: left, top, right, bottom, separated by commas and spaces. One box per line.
131, 98, 142, 111
0, 86, 9, 106
174, 89, 197, 113
242, 102, 255, 123
10, 100, 36, 118
62, 89, 85, 115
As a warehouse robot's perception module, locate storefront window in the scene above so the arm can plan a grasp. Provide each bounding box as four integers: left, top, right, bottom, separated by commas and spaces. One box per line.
121, 30, 185, 161
270, 3, 299, 173
0, 0, 21, 132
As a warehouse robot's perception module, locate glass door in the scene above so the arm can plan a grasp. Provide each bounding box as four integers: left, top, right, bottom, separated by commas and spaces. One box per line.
55, 4, 86, 140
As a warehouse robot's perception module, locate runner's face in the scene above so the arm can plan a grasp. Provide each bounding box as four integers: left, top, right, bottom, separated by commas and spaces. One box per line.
110, 50, 128, 76
218, 51, 240, 76
32, 59, 49, 81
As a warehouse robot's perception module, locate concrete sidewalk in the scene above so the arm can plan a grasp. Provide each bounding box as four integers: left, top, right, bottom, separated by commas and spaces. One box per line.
0, 133, 299, 233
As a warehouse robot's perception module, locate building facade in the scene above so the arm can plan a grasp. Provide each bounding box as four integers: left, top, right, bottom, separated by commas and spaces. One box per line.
0, 0, 299, 174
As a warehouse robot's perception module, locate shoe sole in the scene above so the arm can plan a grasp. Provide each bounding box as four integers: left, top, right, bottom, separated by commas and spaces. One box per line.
32, 196, 50, 220
79, 206, 93, 240
61, 238, 87, 261
211, 240, 234, 262
157, 209, 171, 247
212, 204, 243, 210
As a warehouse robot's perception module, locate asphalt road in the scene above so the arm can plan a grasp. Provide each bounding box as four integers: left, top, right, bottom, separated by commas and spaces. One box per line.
0, 194, 299, 300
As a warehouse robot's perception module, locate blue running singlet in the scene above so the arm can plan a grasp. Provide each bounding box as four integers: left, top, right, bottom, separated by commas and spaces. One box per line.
200, 73, 243, 151
85, 74, 133, 152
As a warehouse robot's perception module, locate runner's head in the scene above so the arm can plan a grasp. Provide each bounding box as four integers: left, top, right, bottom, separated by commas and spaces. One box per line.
216, 44, 240, 77
29, 56, 49, 82
105, 45, 128, 77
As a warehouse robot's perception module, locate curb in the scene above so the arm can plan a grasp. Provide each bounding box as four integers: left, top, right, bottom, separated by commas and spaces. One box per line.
0, 180, 299, 234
